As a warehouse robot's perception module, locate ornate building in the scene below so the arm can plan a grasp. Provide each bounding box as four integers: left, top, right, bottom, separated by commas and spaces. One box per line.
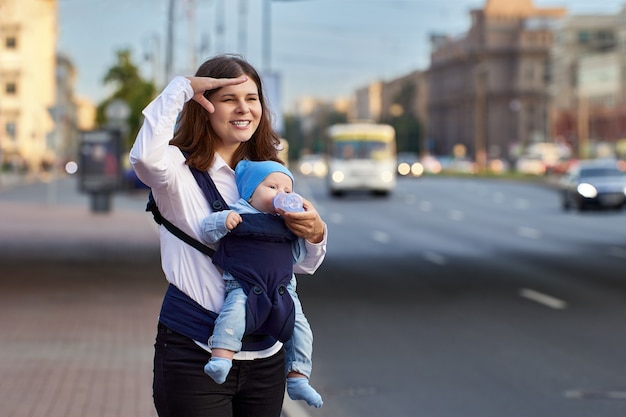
427, 0, 565, 165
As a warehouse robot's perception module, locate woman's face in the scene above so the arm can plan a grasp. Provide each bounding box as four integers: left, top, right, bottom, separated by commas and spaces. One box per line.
207, 77, 263, 149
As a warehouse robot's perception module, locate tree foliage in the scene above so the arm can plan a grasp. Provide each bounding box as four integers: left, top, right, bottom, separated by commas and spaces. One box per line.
96, 49, 156, 149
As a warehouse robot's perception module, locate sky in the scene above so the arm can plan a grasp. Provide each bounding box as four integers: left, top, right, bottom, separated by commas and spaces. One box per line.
57, 0, 626, 112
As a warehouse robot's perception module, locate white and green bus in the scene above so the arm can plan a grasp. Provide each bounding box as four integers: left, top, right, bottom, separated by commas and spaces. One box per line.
326, 123, 397, 197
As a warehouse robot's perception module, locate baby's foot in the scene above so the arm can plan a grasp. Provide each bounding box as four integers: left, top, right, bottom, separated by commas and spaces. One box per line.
287, 377, 323, 408
203, 357, 232, 384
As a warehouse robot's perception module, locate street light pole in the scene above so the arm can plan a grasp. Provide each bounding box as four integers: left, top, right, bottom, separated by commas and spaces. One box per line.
262, 0, 271, 72
165, 0, 175, 82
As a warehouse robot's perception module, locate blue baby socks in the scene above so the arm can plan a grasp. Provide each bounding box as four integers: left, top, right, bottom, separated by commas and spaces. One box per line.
204, 357, 232, 384
287, 377, 323, 408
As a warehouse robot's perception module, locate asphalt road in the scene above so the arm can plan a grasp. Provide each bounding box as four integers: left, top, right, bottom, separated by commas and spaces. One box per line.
293, 175, 626, 417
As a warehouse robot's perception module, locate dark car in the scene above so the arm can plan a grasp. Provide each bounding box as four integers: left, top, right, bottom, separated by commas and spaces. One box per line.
560, 160, 626, 211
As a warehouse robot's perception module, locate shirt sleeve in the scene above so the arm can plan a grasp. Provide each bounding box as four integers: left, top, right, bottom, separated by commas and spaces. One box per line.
129, 76, 194, 189
293, 222, 328, 275
200, 210, 233, 244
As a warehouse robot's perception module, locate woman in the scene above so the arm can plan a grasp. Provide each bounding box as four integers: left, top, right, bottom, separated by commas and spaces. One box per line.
130, 54, 327, 417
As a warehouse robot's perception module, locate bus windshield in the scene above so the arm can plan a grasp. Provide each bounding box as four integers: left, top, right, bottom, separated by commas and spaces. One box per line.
332, 140, 393, 160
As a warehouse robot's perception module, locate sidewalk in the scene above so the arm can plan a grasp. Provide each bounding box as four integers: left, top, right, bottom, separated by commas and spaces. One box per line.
0, 177, 307, 417
0, 180, 164, 417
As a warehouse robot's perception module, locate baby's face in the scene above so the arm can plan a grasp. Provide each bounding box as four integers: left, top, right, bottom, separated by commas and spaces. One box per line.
248, 172, 294, 213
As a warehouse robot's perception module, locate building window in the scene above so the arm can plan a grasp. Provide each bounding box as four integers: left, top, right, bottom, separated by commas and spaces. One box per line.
5, 122, 17, 140
5, 82, 17, 95
5, 36, 17, 49
578, 31, 590, 43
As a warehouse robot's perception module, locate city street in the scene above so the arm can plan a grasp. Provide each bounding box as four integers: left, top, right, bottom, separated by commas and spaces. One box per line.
2, 173, 626, 417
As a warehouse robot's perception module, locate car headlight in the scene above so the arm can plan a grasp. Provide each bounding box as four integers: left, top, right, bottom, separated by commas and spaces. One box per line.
313, 162, 327, 177
331, 170, 345, 183
411, 162, 424, 177
299, 162, 312, 175
577, 183, 598, 198
398, 162, 411, 176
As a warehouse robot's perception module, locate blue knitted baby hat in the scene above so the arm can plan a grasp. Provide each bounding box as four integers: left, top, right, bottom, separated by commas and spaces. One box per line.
235, 160, 294, 201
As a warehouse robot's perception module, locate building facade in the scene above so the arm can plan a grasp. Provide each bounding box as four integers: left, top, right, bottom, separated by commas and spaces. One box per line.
427, 0, 565, 165
0, 0, 57, 171
550, 8, 626, 158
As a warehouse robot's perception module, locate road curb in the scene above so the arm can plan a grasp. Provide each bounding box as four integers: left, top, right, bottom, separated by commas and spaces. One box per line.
282, 394, 311, 417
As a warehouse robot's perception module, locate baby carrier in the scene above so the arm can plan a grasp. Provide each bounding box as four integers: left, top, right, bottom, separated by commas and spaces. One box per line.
145, 154, 296, 349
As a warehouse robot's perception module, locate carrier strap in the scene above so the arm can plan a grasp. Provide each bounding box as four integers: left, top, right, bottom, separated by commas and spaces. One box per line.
144, 150, 230, 257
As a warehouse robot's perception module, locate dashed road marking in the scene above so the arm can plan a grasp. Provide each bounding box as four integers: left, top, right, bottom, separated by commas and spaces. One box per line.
449, 210, 464, 221
424, 251, 447, 265
517, 226, 541, 239
519, 288, 567, 310
371, 230, 390, 244
419, 201, 432, 212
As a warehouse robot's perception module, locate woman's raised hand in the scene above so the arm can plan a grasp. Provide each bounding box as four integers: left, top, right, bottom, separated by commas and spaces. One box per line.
186, 76, 248, 113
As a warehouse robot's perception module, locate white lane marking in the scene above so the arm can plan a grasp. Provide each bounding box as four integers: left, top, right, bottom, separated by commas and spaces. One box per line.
419, 201, 432, 212
449, 210, 464, 221
514, 198, 529, 209
329, 212, 344, 224
564, 389, 626, 400
371, 230, 390, 244
403, 194, 417, 205
517, 226, 541, 239
492, 192, 505, 204
608, 246, 626, 259
424, 251, 447, 265
519, 288, 567, 310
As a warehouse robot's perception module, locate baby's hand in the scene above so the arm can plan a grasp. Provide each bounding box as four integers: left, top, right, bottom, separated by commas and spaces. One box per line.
225, 211, 242, 231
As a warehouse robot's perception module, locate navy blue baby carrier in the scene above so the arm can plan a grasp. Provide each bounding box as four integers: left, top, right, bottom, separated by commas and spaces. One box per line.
146, 154, 296, 350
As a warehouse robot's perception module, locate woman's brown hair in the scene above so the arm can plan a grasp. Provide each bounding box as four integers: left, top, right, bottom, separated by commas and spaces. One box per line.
170, 54, 282, 171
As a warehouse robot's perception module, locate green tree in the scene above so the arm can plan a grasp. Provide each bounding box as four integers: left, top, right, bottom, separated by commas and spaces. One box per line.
96, 49, 156, 149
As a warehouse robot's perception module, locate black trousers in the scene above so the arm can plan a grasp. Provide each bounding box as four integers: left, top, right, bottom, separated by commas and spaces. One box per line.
153, 322, 286, 417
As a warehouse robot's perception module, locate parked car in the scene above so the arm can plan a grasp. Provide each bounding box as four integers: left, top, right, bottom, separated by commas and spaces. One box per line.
560, 160, 626, 211
445, 157, 477, 174
396, 152, 423, 177
515, 154, 546, 175
420, 155, 442, 174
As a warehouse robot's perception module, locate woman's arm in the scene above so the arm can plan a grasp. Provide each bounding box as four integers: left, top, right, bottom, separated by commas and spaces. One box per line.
129, 76, 193, 188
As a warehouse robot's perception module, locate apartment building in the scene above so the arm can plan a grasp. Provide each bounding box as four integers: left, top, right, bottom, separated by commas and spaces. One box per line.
427, 0, 565, 165
0, 0, 56, 171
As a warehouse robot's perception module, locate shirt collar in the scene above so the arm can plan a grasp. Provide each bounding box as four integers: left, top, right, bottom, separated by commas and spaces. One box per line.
209, 152, 234, 176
